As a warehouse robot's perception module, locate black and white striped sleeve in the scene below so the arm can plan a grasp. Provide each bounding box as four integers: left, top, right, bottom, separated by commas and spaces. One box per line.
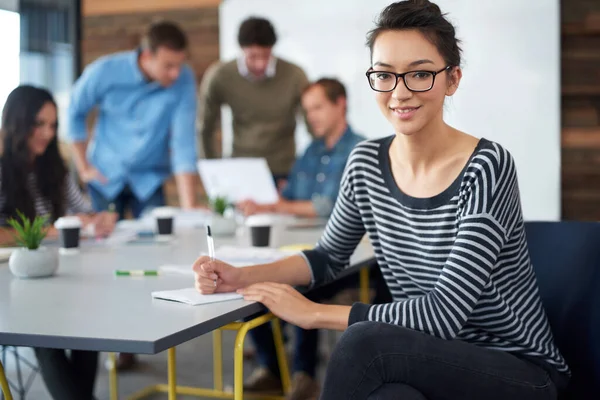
301, 149, 366, 285
349, 145, 521, 339
64, 175, 93, 214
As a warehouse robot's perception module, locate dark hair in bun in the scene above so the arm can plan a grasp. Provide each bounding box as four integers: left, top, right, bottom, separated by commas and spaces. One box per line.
366, 0, 462, 67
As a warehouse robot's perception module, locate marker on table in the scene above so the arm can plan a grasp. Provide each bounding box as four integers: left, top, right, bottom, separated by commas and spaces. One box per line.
115, 270, 159, 277
206, 225, 217, 287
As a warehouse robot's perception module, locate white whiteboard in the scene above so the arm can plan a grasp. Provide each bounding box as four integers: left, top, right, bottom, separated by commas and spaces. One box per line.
219, 0, 560, 221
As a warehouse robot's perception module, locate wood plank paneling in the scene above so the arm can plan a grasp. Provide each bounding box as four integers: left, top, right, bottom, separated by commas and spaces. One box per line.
561, 0, 600, 220
83, 0, 220, 16
82, 7, 219, 85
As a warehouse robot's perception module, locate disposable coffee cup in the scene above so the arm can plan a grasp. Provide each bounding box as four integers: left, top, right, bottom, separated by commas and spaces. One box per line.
246, 215, 273, 247
151, 207, 176, 240
54, 216, 82, 253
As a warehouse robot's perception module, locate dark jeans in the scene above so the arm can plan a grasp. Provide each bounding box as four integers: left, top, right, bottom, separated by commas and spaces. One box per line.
249, 320, 319, 378
320, 321, 569, 400
249, 265, 391, 378
88, 184, 165, 220
34, 348, 98, 400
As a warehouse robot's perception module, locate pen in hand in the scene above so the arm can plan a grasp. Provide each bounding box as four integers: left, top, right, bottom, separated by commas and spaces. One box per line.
206, 225, 217, 287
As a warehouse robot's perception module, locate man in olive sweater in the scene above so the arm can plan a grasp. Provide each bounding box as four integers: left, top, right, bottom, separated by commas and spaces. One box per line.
197, 17, 309, 183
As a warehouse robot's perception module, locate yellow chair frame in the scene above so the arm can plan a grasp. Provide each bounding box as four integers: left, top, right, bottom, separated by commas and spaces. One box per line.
109, 313, 290, 400
0, 359, 13, 400
107, 266, 370, 400
109, 267, 370, 400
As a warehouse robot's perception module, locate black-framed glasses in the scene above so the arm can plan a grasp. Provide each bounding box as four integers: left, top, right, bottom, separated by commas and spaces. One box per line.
366, 66, 452, 93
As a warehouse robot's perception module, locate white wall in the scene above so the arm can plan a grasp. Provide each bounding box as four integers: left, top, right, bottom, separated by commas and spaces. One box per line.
219, 0, 560, 220
0, 0, 17, 12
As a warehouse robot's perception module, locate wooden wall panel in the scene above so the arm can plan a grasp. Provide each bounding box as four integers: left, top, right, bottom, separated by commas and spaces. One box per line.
83, 0, 220, 16
82, 8, 219, 79
561, 0, 600, 220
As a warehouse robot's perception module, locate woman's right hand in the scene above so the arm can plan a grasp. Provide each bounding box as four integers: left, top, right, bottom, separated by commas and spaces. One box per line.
192, 256, 245, 294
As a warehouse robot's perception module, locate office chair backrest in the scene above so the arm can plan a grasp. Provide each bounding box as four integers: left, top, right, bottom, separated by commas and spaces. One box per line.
525, 221, 600, 399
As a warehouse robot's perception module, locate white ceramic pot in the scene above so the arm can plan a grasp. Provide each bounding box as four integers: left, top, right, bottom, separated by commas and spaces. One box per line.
9, 247, 59, 279
208, 214, 237, 237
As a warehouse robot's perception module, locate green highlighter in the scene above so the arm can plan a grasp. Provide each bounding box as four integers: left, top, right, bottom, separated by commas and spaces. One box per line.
115, 270, 160, 277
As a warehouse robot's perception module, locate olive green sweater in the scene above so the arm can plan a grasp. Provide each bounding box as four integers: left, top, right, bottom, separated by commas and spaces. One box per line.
197, 58, 308, 176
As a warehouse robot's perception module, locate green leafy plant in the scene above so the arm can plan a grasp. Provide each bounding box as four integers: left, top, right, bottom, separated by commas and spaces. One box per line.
6, 211, 49, 250
209, 196, 229, 216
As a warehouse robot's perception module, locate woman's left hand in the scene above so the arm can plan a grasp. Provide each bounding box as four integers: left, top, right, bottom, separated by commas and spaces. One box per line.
238, 283, 319, 330
93, 211, 118, 237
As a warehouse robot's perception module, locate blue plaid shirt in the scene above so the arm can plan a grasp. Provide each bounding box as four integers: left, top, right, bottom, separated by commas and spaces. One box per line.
281, 126, 364, 217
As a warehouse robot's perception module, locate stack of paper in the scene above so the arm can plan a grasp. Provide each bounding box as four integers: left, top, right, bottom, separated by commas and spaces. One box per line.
151, 288, 243, 305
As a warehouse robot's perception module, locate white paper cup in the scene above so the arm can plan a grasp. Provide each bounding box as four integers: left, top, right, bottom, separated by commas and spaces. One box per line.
151, 207, 177, 239
245, 214, 275, 247
54, 216, 82, 252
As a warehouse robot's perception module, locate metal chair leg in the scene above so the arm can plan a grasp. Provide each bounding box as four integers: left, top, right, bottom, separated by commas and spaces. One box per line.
0, 359, 14, 400
359, 267, 370, 303
212, 330, 223, 391
108, 353, 118, 400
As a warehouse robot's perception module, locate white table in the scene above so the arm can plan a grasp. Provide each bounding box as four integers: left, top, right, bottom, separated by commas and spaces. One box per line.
0, 225, 375, 400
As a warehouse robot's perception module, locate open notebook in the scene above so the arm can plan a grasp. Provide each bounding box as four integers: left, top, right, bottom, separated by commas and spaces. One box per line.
151, 288, 243, 306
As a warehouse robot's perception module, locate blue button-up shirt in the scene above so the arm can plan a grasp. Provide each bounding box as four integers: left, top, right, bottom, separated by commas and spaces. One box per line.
67, 50, 197, 201
282, 126, 364, 217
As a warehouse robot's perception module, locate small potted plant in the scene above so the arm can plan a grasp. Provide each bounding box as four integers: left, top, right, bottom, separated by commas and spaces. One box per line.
208, 195, 237, 236
7, 211, 58, 278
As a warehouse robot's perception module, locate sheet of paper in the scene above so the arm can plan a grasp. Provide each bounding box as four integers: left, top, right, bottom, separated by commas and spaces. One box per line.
173, 209, 211, 228
103, 230, 139, 246
215, 245, 296, 265
116, 219, 154, 233
197, 158, 278, 204
151, 288, 243, 305
158, 246, 295, 276
159, 260, 248, 277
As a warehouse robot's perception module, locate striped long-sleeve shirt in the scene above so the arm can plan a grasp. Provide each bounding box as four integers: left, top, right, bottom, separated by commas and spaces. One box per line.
0, 170, 92, 225
303, 135, 568, 373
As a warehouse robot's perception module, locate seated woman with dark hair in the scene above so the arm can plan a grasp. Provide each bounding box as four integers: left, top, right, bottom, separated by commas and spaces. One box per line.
0, 85, 117, 400
193, 1, 569, 399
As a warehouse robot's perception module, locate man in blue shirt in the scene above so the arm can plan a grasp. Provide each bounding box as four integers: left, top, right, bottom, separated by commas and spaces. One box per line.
238, 78, 364, 399
68, 21, 198, 221
67, 21, 197, 371
238, 78, 364, 219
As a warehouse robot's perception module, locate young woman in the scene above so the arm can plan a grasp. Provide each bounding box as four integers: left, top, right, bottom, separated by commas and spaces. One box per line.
193, 1, 569, 399
0, 85, 117, 400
